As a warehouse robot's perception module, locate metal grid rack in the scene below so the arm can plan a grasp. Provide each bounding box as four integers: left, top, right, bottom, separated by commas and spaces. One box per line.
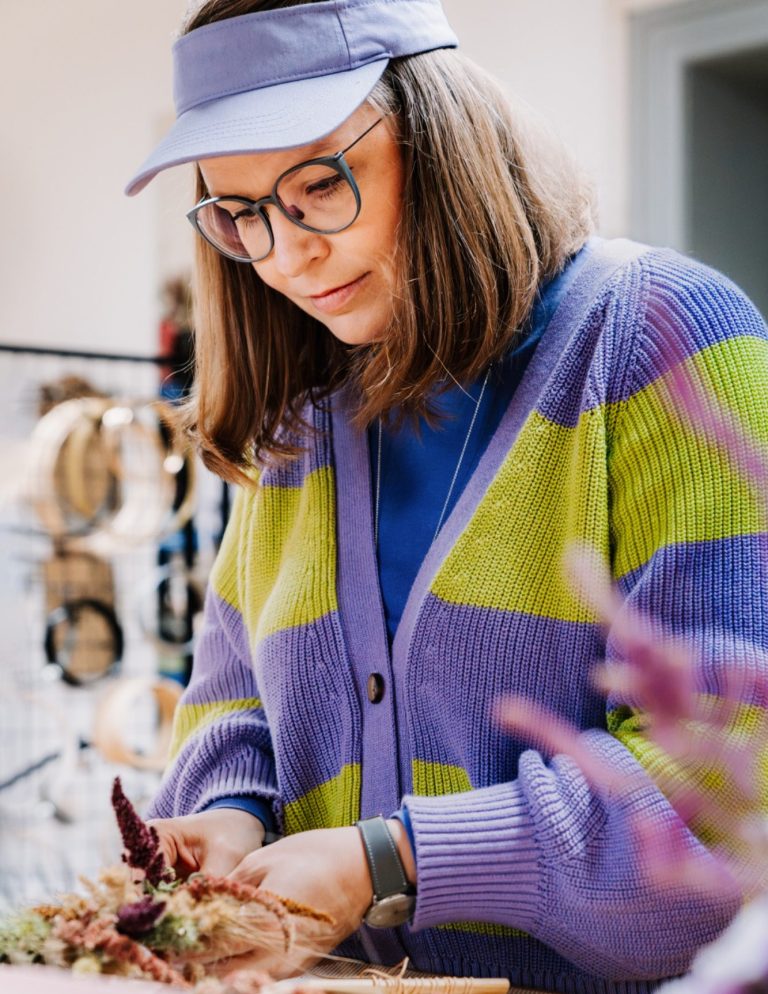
0, 343, 224, 912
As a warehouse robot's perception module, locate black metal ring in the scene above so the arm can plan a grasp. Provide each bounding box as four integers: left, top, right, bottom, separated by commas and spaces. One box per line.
44, 597, 124, 686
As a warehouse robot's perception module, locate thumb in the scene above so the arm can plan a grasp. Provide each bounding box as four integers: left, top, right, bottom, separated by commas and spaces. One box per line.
147, 822, 190, 876
199, 846, 249, 878
228, 850, 268, 886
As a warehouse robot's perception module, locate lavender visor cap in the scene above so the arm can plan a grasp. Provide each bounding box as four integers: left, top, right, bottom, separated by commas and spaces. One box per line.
125, 0, 459, 196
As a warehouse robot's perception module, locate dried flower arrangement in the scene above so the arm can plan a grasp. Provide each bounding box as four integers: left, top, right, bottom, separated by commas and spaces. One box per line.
0, 778, 332, 989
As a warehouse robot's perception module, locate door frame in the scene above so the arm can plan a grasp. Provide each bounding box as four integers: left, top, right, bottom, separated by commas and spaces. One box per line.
630, 0, 768, 248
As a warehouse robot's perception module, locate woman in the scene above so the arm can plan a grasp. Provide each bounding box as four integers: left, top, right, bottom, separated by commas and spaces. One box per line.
126, 1, 768, 991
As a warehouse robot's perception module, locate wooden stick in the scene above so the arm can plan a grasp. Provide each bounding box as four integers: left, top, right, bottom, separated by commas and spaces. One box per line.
270, 978, 511, 994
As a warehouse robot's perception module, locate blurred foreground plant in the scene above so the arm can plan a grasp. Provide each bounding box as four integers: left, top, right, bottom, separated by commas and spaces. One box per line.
498, 343, 768, 992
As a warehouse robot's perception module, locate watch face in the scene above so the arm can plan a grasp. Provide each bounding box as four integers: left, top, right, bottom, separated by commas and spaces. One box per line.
364, 893, 416, 929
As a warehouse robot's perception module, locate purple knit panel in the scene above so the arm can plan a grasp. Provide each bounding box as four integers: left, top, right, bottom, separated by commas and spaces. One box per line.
401, 741, 737, 987
397, 596, 606, 794
527, 239, 647, 429
611, 534, 768, 710
523, 736, 738, 979
534, 248, 767, 430
259, 399, 333, 489
146, 587, 278, 821
616, 534, 768, 643
533, 273, 637, 428
623, 250, 768, 398
147, 710, 278, 820
254, 611, 362, 807
398, 927, 663, 994
179, 589, 256, 706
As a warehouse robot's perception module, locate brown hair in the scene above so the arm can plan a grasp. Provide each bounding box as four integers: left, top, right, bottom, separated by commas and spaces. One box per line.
181, 0, 596, 483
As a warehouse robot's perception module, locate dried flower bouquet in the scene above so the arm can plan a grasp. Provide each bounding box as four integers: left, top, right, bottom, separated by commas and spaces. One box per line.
0, 779, 332, 989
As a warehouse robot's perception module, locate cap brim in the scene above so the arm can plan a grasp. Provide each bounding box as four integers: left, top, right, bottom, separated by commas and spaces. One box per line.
125, 60, 388, 196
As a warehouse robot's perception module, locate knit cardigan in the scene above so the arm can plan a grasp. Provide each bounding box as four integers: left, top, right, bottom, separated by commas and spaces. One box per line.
149, 239, 768, 994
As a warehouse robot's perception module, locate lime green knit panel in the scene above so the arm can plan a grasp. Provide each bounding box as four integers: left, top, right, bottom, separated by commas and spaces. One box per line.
433, 336, 768, 611
609, 700, 768, 853
168, 698, 263, 762
438, 922, 529, 938
283, 763, 361, 835
412, 760, 472, 796
611, 335, 768, 578
210, 482, 252, 610
431, 407, 608, 623
211, 467, 338, 641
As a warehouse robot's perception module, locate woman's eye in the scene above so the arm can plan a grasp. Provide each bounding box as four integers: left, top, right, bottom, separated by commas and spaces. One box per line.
307, 174, 344, 197
233, 210, 261, 227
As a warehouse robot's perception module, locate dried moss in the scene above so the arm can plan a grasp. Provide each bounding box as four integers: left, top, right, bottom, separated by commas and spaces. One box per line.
145, 912, 201, 954
0, 910, 53, 964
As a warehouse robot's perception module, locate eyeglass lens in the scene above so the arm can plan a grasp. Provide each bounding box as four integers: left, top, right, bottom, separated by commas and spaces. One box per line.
195, 160, 359, 262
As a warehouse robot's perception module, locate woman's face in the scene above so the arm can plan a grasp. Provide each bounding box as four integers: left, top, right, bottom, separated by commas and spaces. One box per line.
198, 105, 404, 347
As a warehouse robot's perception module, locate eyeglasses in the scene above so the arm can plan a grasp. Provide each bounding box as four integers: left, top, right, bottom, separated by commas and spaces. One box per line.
187, 116, 385, 264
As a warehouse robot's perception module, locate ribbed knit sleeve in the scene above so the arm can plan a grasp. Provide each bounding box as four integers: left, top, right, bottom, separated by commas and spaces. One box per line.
403, 256, 768, 981
147, 486, 281, 828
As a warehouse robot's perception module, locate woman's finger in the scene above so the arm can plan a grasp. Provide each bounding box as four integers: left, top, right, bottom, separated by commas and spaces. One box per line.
146, 822, 185, 874
183, 916, 328, 978
218, 968, 275, 994
215, 941, 321, 981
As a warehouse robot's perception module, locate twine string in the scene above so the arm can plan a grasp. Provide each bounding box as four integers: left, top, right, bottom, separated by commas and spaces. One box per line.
361, 958, 475, 994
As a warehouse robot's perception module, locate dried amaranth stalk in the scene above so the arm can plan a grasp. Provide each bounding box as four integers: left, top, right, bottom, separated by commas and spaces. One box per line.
111, 776, 173, 888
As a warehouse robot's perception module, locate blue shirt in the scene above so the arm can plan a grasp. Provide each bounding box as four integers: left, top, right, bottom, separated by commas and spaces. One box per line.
370, 248, 589, 645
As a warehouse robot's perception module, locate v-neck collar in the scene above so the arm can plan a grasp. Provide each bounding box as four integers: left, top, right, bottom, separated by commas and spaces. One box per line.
330, 237, 648, 730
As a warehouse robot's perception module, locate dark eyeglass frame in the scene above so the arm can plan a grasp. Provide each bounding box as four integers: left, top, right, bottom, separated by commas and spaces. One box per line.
186, 115, 385, 264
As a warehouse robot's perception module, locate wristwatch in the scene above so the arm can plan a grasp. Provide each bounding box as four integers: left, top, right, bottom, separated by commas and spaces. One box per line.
357, 815, 416, 928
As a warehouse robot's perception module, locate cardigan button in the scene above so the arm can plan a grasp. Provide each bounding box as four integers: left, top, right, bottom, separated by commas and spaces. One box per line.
367, 672, 385, 704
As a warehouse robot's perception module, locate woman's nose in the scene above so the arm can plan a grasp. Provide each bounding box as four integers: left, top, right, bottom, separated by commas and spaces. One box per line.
265, 206, 329, 277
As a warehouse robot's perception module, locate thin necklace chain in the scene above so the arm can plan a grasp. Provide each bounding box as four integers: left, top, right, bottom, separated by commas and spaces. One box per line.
373, 365, 492, 547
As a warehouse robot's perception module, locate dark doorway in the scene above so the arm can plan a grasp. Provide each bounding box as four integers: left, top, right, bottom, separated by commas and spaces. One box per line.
686, 45, 768, 317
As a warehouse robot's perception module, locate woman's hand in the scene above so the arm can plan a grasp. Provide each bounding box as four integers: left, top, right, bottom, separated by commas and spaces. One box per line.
148, 808, 266, 879
221, 825, 371, 978
201, 820, 415, 980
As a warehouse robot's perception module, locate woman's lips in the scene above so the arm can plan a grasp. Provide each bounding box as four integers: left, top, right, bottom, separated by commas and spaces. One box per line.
309, 273, 370, 314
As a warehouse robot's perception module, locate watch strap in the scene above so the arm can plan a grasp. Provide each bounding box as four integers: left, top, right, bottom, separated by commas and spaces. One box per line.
356, 815, 409, 900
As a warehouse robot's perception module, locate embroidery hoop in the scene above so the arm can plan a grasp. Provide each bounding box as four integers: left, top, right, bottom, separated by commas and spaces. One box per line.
26, 397, 196, 553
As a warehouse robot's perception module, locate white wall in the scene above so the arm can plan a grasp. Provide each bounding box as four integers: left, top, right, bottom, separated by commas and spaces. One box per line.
0, 0, 697, 355
441, 0, 627, 236
441, 0, 711, 242
0, 1, 191, 355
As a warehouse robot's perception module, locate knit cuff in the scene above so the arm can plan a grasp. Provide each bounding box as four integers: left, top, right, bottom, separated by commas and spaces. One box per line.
146, 723, 282, 832
204, 796, 279, 841
403, 781, 543, 933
